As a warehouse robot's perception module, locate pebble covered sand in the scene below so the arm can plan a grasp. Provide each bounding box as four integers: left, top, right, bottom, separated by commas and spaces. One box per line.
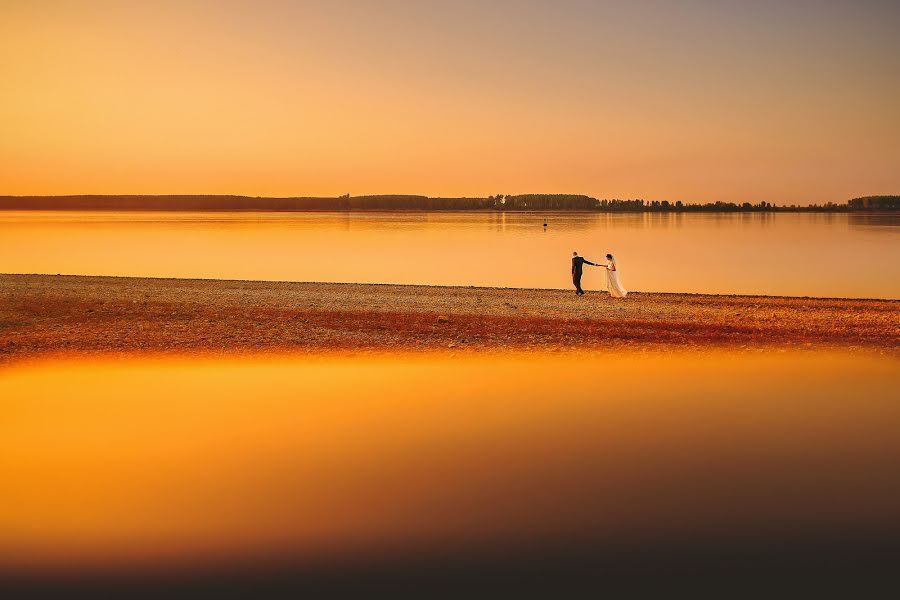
1, 274, 898, 362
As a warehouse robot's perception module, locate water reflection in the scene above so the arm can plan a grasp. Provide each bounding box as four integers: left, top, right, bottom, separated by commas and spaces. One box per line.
848, 213, 900, 228
0, 211, 898, 297
1, 350, 898, 575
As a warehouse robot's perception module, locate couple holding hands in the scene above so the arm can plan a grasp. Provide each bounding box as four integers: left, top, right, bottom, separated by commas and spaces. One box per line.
571, 251, 627, 298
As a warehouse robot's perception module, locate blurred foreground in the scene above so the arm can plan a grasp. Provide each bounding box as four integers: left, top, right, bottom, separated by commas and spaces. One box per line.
2, 350, 899, 592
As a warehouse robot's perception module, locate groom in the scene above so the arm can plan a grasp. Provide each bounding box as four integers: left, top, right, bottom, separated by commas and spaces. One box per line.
571, 251, 598, 296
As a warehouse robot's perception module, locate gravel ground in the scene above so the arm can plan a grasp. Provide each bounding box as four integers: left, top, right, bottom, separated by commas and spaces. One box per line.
1, 274, 897, 362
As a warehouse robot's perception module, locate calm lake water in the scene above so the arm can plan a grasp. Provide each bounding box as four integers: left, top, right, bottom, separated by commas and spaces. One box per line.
2, 350, 898, 576
1, 211, 898, 298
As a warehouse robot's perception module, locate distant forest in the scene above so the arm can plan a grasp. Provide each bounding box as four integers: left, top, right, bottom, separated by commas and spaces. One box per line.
0, 194, 897, 212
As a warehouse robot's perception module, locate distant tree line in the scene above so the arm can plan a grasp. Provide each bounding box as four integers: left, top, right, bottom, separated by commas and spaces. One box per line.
847, 196, 900, 211
1, 194, 897, 212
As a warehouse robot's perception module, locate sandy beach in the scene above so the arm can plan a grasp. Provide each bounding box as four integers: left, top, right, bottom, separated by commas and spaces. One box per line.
1, 274, 897, 362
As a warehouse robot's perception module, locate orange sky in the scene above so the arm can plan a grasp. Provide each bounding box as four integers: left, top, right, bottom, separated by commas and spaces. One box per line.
2, 0, 899, 204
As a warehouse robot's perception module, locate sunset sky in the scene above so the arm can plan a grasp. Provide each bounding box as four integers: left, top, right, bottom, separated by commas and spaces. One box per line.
2, 0, 899, 203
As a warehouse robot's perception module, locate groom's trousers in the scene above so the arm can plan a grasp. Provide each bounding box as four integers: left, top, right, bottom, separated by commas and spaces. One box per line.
573, 272, 584, 294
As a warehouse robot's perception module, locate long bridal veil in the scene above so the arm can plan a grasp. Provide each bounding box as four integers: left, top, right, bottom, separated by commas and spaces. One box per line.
606, 255, 628, 298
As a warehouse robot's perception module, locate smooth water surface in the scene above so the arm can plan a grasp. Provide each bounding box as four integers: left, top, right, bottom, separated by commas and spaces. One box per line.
1, 211, 898, 298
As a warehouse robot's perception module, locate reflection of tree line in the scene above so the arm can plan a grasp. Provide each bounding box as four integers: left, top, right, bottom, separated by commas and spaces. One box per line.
1, 194, 897, 212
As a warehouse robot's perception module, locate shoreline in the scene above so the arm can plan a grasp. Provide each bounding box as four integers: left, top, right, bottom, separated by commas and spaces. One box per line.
3, 207, 899, 215
2, 274, 898, 363
5, 272, 898, 302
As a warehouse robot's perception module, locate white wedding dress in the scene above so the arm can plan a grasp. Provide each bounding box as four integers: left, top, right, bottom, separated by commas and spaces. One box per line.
606, 257, 628, 298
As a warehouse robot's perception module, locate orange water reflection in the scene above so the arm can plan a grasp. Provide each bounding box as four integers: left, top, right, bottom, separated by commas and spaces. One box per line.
1, 350, 899, 574
1, 211, 898, 298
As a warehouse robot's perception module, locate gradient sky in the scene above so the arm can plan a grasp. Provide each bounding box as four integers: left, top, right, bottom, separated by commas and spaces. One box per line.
2, 0, 899, 203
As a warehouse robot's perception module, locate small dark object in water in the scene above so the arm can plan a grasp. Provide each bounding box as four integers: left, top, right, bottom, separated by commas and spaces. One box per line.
543, 222, 548, 227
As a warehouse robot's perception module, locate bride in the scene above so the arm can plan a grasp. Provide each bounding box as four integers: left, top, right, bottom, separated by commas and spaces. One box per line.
601, 253, 627, 298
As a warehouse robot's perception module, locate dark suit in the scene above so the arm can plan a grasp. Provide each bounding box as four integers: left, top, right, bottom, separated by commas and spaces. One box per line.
571, 256, 597, 295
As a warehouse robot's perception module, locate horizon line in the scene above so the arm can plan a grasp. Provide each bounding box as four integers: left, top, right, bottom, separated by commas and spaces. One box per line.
2, 193, 896, 205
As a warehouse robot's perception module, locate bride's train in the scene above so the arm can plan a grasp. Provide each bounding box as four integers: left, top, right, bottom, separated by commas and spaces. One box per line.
605, 254, 627, 298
